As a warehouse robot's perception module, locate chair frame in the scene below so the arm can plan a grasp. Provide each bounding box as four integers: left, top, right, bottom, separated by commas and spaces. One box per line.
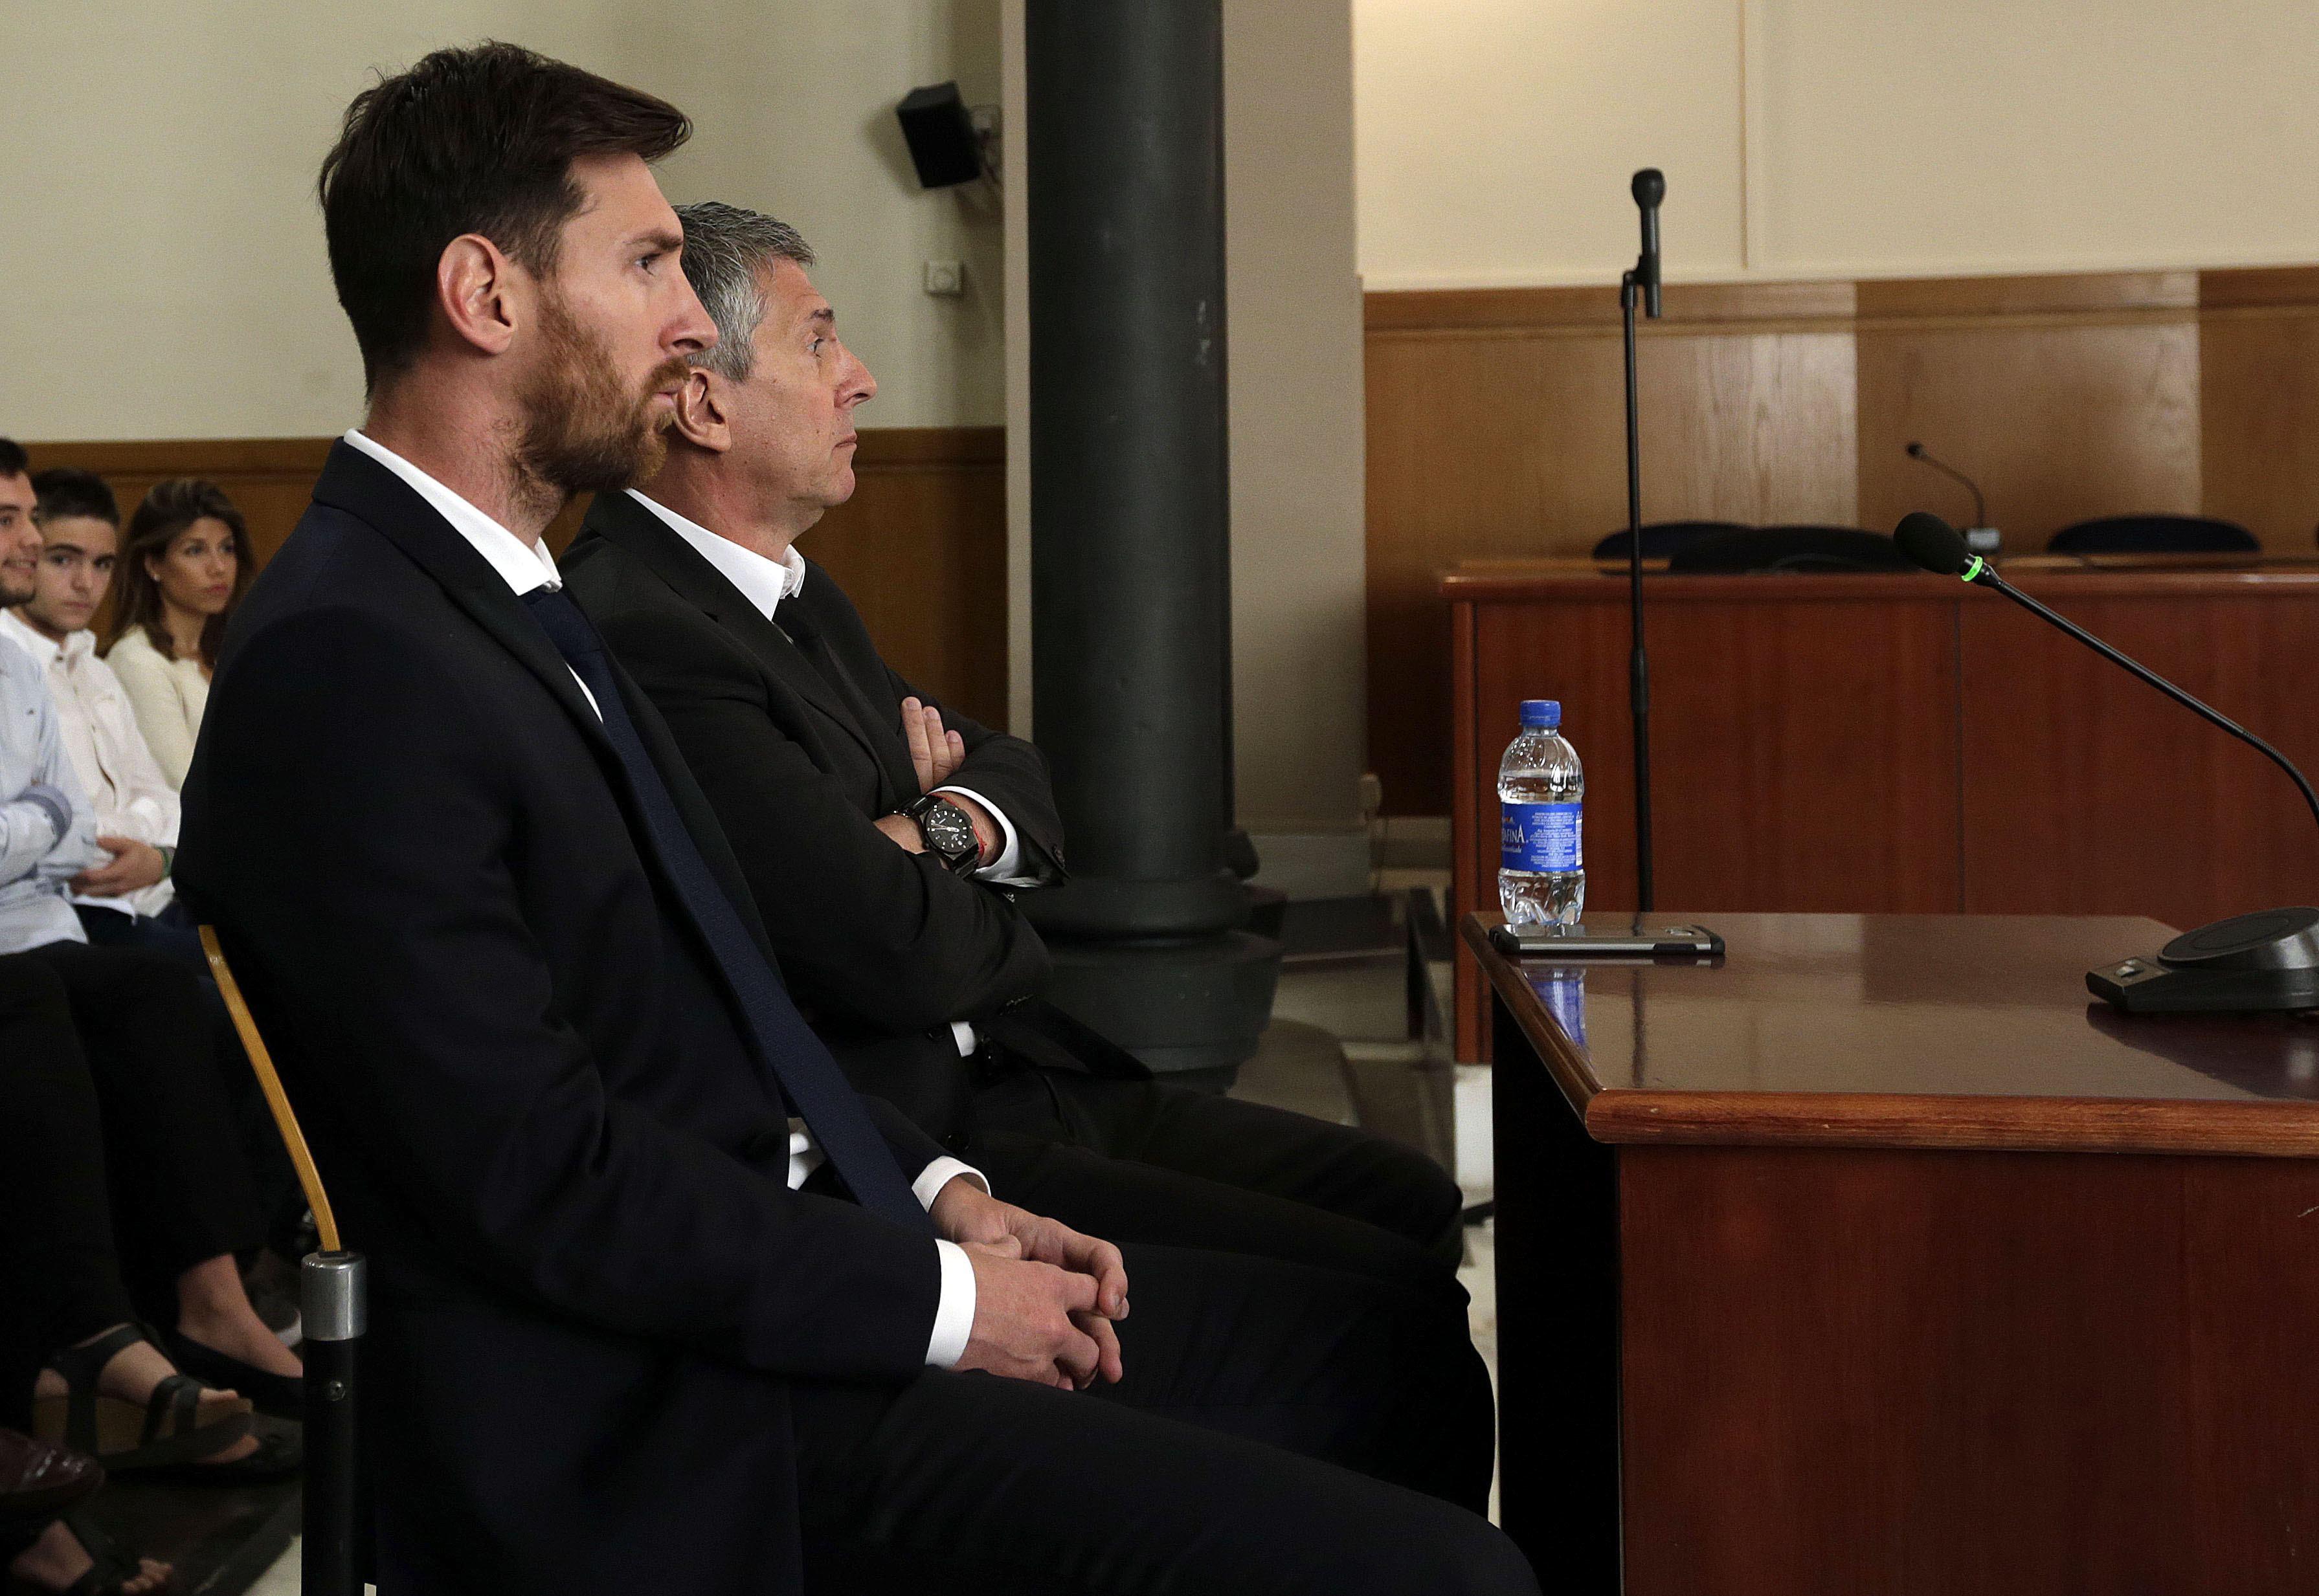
200, 927, 368, 1596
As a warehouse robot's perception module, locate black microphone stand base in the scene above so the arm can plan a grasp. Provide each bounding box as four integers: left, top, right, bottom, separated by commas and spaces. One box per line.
2087, 906, 2319, 1014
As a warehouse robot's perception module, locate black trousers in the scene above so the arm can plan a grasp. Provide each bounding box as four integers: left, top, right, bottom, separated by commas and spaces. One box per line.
75, 904, 304, 1251
794, 1241, 1532, 1596
0, 957, 139, 1432
970, 1069, 1468, 1272
14, 939, 264, 1316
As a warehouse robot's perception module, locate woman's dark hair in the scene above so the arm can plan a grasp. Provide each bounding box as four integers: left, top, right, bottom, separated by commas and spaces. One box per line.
318, 41, 692, 393
108, 479, 251, 669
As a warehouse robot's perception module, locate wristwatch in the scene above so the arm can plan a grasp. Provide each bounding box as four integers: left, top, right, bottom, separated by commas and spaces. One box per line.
902, 793, 983, 877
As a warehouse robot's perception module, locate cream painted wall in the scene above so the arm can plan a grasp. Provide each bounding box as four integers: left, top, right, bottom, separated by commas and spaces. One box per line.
1356, 0, 1747, 287
0, 0, 1001, 441
1356, 0, 2319, 287
1224, 0, 1369, 834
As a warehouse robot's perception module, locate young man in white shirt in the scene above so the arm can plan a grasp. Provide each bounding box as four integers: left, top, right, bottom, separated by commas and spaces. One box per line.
0, 470, 187, 955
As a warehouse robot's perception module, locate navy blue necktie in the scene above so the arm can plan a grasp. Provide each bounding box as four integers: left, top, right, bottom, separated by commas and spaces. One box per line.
522, 586, 932, 1234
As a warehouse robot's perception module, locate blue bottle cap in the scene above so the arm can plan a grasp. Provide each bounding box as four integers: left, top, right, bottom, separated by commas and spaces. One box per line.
1519, 699, 1561, 729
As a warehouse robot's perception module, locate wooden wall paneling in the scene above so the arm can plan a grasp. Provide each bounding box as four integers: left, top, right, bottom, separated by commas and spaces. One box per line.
1959, 577, 2319, 927
17, 428, 1009, 724
2198, 265, 2319, 549
1468, 582, 1961, 916
790, 426, 1009, 726
1854, 272, 2203, 549
22, 437, 335, 571
1367, 281, 1859, 815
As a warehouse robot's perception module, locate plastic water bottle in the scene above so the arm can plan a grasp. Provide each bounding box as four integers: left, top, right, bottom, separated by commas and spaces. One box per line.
1498, 699, 1584, 927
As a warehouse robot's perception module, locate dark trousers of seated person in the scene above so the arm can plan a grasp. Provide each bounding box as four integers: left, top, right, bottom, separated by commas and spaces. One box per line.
969, 1064, 1468, 1270
75, 902, 306, 1255
0, 957, 142, 1430
793, 1241, 1530, 1596
12, 940, 265, 1319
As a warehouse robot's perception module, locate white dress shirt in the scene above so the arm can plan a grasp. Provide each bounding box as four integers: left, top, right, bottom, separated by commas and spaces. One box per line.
1, 610, 179, 919
346, 431, 983, 1366
624, 490, 1036, 1061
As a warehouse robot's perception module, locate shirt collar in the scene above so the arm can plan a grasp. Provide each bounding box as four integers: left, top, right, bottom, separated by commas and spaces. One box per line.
625, 489, 806, 623
0, 608, 85, 669
342, 428, 564, 598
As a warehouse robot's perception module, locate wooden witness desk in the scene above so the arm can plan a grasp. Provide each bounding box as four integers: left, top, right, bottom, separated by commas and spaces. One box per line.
1444, 562, 2319, 1062
1474, 911, 2319, 1594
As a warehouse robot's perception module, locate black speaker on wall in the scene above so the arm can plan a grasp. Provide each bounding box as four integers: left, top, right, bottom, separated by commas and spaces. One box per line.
897, 82, 983, 188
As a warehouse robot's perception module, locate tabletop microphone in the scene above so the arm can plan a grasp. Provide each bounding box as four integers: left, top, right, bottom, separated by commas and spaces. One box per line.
1892, 511, 2319, 1014
1903, 443, 1997, 553
1631, 168, 1664, 318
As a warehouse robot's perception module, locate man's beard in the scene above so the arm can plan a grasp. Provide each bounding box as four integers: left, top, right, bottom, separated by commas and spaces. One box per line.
513, 290, 691, 501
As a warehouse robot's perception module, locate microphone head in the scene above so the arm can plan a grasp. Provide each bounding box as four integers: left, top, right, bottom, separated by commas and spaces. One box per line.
1905, 441, 1926, 458
1631, 168, 1665, 208
1894, 512, 1970, 575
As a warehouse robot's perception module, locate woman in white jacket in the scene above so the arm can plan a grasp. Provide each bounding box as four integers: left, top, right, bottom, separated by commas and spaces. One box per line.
103, 480, 250, 790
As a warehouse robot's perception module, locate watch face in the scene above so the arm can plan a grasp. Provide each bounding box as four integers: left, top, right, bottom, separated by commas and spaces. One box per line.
921, 799, 978, 862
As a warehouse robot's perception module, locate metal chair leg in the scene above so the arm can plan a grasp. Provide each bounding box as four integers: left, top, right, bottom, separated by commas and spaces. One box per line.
302, 1250, 366, 1596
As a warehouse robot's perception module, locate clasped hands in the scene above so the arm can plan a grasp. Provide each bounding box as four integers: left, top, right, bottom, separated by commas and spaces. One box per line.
929, 1175, 1128, 1392
871, 697, 998, 865
71, 834, 168, 897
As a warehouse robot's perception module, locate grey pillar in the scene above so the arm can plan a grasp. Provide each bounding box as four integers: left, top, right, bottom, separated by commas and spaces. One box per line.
1022, 0, 1278, 1081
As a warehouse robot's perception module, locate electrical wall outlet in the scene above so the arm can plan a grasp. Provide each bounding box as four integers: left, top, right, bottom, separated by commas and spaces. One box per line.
922, 260, 965, 297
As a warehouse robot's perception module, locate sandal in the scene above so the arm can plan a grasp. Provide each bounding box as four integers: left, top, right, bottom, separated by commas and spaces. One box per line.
162, 1335, 302, 1423
3, 1503, 172, 1595
29, 1327, 250, 1475
137, 1426, 301, 1488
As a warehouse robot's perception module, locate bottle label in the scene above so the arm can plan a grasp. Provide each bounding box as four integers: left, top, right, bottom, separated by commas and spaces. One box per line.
1501, 802, 1582, 872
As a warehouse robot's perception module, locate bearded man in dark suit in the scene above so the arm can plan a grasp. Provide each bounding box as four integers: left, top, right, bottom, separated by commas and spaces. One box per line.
563, 202, 1469, 1294
177, 43, 1529, 1596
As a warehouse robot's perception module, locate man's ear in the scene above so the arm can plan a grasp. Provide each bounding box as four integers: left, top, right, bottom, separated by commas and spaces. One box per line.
669, 367, 733, 453
436, 234, 524, 357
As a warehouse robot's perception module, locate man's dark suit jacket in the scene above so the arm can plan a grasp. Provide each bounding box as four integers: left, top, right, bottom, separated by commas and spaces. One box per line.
564, 490, 1119, 1146
176, 445, 950, 1596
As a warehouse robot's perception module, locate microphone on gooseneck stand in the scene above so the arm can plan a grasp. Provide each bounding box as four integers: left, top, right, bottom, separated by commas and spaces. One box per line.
1903, 443, 1999, 555
1892, 511, 2319, 1014
1621, 168, 1666, 912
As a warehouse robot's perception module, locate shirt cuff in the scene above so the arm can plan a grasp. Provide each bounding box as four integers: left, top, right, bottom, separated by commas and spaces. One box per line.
934, 786, 1029, 883
912, 1155, 988, 1212
925, 1239, 978, 1368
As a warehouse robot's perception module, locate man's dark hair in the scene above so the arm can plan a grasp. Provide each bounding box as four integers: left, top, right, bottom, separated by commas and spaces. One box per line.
318, 41, 692, 393
31, 467, 119, 528
0, 438, 25, 481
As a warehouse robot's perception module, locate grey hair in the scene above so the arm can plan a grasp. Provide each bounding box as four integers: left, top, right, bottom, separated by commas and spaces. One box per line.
674, 201, 816, 382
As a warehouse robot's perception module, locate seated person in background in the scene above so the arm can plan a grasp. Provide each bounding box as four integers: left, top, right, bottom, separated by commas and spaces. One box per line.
1, 469, 188, 952
102, 480, 249, 790
6, 464, 307, 1274
564, 202, 1468, 1284
181, 45, 1525, 1593
2, 953, 302, 1596
0, 451, 304, 1435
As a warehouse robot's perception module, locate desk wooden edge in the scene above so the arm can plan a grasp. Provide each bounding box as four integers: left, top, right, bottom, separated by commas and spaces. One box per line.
1584, 1089, 2319, 1158
1463, 913, 2319, 1161
1461, 913, 1603, 1117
